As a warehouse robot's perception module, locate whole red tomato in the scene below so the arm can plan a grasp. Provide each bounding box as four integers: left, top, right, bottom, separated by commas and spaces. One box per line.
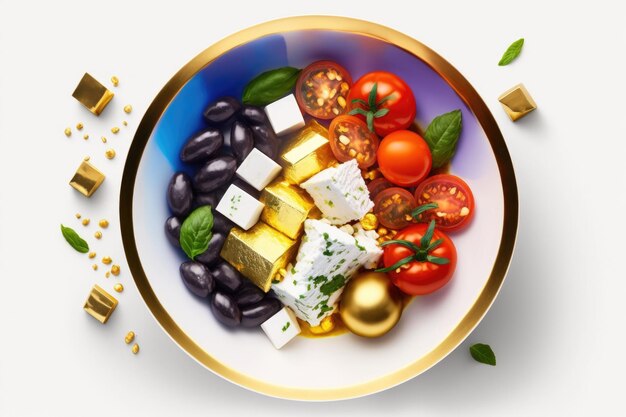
379, 221, 457, 295
347, 71, 417, 137
377, 130, 432, 187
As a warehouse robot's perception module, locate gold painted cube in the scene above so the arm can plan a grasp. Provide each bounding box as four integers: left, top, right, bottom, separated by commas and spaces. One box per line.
220, 222, 298, 292
72, 73, 114, 115
498, 83, 537, 121
260, 179, 321, 239
84, 284, 118, 323
279, 120, 336, 184
69, 161, 105, 197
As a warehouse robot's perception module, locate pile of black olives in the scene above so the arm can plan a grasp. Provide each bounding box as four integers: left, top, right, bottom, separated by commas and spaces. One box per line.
165, 96, 283, 328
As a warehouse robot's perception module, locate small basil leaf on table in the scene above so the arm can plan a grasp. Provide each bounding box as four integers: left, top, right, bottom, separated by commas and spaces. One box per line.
242, 67, 301, 106
424, 109, 462, 168
179, 206, 214, 260
498, 38, 524, 66
469, 343, 496, 366
60, 224, 89, 253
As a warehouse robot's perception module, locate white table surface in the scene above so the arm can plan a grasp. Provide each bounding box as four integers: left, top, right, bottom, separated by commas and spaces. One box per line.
1, 0, 624, 415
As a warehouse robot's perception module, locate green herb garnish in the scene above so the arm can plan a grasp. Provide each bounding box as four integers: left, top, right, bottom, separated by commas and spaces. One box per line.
282, 322, 290, 332
60, 224, 89, 253
470, 343, 496, 366
424, 109, 462, 168
242, 67, 301, 106
179, 206, 214, 260
498, 38, 524, 66
348, 82, 392, 132
320, 274, 346, 296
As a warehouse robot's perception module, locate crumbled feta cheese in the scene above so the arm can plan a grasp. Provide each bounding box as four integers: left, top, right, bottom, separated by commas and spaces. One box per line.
264, 94, 305, 136
272, 219, 381, 326
261, 307, 301, 349
216, 184, 264, 230
300, 159, 373, 225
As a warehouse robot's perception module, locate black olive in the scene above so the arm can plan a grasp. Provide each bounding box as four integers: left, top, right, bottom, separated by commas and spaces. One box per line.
195, 233, 226, 266
180, 128, 223, 164
203, 97, 241, 125
239, 105, 268, 126
240, 298, 282, 327
180, 261, 214, 298
210, 292, 241, 327
164, 216, 182, 248
230, 120, 254, 164
212, 211, 235, 234
250, 124, 279, 159
210, 262, 244, 293
167, 172, 194, 217
231, 178, 261, 199
235, 284, 265, 307
193, 192, 219, 209
193, 156, 237, 193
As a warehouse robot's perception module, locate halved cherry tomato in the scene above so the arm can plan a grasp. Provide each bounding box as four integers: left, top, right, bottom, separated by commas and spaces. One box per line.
328, 115, 379, 168
379, 221, 457, 295
295, 60, 352, 119
377, 130, 432, 187
414, 175, 475, 232
347, 71, 416, 137
367, 177, 394, 201
373, 187, 416, 230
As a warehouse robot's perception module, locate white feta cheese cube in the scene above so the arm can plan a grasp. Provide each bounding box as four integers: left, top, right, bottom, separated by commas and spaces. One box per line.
272, 219, 378, 326
300, 159, 373, 225
264, 94, 305, 136
216, 184, 264, 230
261, 306, 301, 349
235, 148, 282, 191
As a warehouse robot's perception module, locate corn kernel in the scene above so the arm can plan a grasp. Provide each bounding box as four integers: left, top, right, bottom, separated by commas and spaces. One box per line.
64, 128, 72, 137
92, 264, 98, 271
111, 76, 119, 87
82, 218, 90, 226
101, 136, 107, 143
122, 120, 128, 126
125, 331, 135, 344
113, 283, 124, 293
111, 127, 120, 134
360, 213, 379, 230
105, 149, 116, 159
83, 156, 90, 161
88, 252, 96, 259
94, 231, 102, 239
102, 256, 112, 265
131, 343, 140, 354
83, 134, 89, 140
99, 219, 109, 228
123, 105, 132, 114
76, 123, 84, 130
111, 265, 120, 276
105, 271, 110, 278
75, 213, 82, 219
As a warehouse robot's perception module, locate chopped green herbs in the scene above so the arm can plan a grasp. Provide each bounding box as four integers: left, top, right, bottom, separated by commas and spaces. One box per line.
281, 322, 291, 332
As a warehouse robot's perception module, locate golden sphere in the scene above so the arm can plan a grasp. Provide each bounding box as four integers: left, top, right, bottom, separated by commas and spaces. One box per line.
339, 271, 403, 338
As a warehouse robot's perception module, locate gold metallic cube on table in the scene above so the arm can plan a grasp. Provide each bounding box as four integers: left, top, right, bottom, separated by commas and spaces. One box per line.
498, 83, 537, 121
260, 179, 321, 239
72, 73, 114, 115
220, 222, 298, 292
84, 284, 118, 323
279, 120, 337, 184
69, 160, 105, 197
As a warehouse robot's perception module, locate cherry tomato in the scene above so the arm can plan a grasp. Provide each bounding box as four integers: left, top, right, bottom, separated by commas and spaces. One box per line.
347, 71, 416, 137
374, 187, 416, 230
295, 60, 352, 120
367, 177, 394, 201
377, 130, 432, 187
414, 174, 475, 232
328, 115, 379, 168
380, 222, 457, 295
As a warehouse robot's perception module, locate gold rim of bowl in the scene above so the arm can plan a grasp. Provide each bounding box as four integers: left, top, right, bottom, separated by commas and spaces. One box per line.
119, 15, 519, 401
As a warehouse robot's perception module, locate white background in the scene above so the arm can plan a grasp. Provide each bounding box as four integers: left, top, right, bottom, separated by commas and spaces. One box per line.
1, 0, 624, 415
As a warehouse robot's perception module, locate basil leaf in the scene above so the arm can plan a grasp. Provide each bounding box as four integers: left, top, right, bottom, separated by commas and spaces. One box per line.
470, 343, 496, 366
498, 38, 524, 66
242, 67, 301, 106
60, 224, 89, 253
179, 206, 214, 260
424, 109, 462, 168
